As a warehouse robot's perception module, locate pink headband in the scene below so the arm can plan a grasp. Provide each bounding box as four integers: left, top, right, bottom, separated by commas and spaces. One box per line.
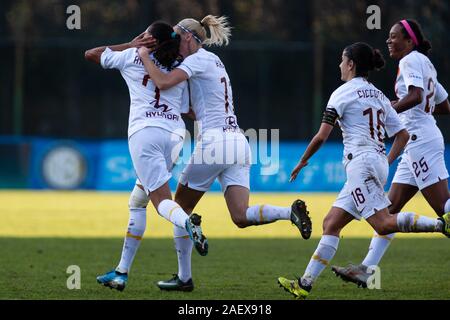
400, 20, 419, 46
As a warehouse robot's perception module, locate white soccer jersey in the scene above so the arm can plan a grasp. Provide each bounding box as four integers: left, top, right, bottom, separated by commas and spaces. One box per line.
326, 77, 405, 162
101, 47, 189, 138
176, 48, 239, 135
395, 50, 448, 149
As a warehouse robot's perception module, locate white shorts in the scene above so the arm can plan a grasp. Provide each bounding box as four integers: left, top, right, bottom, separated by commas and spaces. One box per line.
392, 138, 449, 190
179, 131, 251, 193
129, 127, 183, 195
333, 152, 391, 220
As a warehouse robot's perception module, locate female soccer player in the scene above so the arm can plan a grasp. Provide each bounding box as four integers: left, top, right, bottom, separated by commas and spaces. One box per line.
84, 21, 208, 291
277, 42, 450, 299
138, 15, 312, 291
332, 19, 450, 287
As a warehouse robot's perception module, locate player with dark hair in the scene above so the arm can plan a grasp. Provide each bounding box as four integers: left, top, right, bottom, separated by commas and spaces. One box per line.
332, 19, 450, 288
138, 15, 312, 292
85, 21, 208, 292
277, 42, 450, 299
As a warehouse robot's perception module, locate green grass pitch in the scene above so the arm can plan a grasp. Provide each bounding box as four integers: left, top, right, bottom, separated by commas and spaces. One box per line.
1, 237, 449, 300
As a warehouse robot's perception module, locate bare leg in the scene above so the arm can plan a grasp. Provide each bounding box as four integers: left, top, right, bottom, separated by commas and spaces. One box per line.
421, 179, 450, 216
332, 198, 444, 288
322, 206, 355, 236
148, 182, 173, 209
359, 183, 418, 267
224, 185, 297, 228
387, 183, 418, 214
174, 183, 206, 214
366, 207, 443, 235
149, 182, 194, 229
224, 185, 251, 228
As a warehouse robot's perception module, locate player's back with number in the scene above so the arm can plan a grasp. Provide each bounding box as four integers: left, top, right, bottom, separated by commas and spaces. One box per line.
177, 48, 237, 133
327, 77, 403, 160
102, 47, 188, 138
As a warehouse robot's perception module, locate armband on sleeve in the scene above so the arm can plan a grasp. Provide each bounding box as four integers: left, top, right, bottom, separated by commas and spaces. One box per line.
322, 108, 339, 125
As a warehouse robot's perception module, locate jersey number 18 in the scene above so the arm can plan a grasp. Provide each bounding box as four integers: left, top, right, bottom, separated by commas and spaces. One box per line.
363, 107, 385, 142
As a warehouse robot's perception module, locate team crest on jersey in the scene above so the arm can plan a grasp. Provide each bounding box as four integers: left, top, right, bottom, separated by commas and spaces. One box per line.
225, 116, 238, 128
222, 116, 239, 132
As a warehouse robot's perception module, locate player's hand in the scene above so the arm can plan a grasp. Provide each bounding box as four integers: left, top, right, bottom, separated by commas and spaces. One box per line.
182, 108, 197, 120
290, 160, 308, 182
130, 31, 157, 50
391, 100, 398, 106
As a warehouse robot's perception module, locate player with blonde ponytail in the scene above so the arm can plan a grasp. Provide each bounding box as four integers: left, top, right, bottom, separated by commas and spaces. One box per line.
138, 15, 312, 292
175, 15, 231, 47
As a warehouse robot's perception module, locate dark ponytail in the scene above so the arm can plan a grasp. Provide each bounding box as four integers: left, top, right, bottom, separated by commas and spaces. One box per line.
148, 21, 182, 70
372, 49, 385, 70
397, 19, 432, 56
154, 35, 182, 70
344, 42, 385, 78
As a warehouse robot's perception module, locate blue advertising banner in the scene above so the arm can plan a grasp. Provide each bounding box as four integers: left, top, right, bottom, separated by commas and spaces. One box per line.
1, 136, 449, 192
28, 138, 99, 190
96, 140, 134, 191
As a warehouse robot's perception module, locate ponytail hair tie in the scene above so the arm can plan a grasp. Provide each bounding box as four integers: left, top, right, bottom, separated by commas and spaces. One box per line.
400, 20, 419, 46
171, 31, 178, 39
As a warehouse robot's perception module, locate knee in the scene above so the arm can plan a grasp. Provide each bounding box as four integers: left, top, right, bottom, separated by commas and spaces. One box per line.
232, 218, 248, 228
231, 211, 249, 228
388, 203, 401, 215
372, 220, 395, 235
373, 225, 390, 236
322, 215, 340, 236
129, 185, 149, 209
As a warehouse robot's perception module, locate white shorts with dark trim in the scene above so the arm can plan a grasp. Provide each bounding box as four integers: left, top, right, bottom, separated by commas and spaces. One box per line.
333, 152, 391, 221
179, 131, 251, 193
392, 137, 449, 190
129, 127, 183, 195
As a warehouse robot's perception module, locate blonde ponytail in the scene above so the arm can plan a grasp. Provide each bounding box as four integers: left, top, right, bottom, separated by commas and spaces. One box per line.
200, 15, 231, 47
177, 15, 232, 47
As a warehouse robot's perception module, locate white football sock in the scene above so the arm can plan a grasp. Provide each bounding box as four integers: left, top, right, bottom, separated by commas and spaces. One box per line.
116, 208, 146, 273
361, 232, 395, 267
157, 199, 190, 229
301, 235, 339, 287
444, 199, 450, 214
396, 212, 443, 233
245, 204, 291, 225
174, 225, 193, 283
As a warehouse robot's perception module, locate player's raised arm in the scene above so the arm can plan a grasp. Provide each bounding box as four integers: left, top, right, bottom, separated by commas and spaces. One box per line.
138, 47, 188, 90
85, 30, 156, 64
290, 121, 335, 182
